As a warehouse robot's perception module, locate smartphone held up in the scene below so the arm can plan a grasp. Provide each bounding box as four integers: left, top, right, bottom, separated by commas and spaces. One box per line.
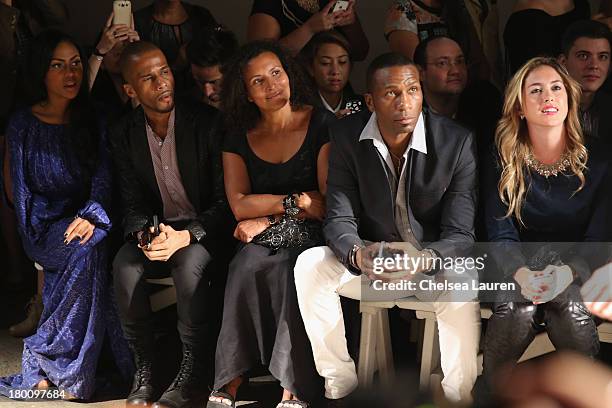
113, 0, 132, 26
332, 0, 350, 13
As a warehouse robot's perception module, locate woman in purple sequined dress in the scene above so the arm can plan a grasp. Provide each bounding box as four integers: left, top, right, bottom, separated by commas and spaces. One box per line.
0, 30, 132, 400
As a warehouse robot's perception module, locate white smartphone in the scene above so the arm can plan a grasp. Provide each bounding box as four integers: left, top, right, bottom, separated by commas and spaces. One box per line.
332, 0, 349, 13
113, 0, 132, 26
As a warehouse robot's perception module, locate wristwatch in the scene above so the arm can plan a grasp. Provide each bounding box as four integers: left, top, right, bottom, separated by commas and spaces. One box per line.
422, 248, 440, 276
92, 48, 106, 61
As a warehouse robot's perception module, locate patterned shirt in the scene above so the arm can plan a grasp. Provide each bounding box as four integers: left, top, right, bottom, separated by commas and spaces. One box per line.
384, 0, 448, 42
145, 109, 196, 221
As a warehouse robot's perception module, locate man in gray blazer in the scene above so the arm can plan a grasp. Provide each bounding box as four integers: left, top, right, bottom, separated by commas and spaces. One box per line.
294, 53, 481, 404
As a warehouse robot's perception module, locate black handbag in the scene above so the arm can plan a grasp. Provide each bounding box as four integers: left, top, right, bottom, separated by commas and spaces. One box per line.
252, 215, 322, 250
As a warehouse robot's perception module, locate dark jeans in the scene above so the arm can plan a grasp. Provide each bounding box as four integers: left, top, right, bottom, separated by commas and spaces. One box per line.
112, 242, 212, 347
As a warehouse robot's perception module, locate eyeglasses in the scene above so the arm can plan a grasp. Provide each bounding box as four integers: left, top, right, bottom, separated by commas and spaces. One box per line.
426, 58, 467, 70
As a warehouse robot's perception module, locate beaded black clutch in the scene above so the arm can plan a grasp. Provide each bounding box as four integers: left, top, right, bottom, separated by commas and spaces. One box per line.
253, 215, 322, 250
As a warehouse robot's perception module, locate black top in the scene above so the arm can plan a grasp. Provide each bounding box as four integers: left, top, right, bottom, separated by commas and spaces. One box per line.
223, 107, 333, 195
314, 87, 366, 116
134, 2, 217, 92
453, 80, 502, 241
484, 149, 612, 281
438, 80, 503, 158
582, 89, 612, 145
503, 0, 590, 75
250, 0, 332, 37
134, 2, 217, 65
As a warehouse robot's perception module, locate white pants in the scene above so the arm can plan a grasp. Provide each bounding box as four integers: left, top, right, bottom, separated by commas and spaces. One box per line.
294, 246, 481, 403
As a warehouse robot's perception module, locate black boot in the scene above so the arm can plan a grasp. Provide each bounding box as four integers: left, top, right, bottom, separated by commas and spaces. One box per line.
153, 343, 205, 408
126, 338, 157, 406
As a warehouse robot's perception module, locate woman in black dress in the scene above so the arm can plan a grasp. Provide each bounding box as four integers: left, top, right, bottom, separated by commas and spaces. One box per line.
482, 57, 610, 392
207, 41, 333, 408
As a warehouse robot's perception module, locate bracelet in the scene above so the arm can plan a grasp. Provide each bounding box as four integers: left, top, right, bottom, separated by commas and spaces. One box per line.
283, 194, 300, 217
267, 215, 277, 226
348, 245, 363, 276
350, 245, 360, 268
93, 48, 106, 58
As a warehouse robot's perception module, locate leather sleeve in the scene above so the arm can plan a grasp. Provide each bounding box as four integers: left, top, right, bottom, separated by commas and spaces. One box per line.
186, 114, 233, 243
108, 117, 150, 241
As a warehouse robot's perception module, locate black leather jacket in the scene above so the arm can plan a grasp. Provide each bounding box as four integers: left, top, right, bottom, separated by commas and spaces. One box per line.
108, 99, 234, 250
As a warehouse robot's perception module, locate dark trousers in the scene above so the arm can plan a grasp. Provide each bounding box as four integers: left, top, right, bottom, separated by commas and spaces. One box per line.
483, 284, 600, 377
112, 242, 212, 347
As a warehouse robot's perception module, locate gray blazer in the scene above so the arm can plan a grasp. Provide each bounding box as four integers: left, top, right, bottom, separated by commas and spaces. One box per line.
324, 109, 478, 271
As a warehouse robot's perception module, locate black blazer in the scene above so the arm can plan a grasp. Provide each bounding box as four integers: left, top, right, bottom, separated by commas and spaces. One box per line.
324, 109, 478, 270
108, 99, 233, 249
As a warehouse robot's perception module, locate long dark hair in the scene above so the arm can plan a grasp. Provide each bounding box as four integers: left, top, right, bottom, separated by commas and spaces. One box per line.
25, 29, 99, 177
220, 41, 314, 136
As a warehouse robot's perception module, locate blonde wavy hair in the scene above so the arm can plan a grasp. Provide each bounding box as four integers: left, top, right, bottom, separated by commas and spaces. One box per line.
496, 57, 587, 227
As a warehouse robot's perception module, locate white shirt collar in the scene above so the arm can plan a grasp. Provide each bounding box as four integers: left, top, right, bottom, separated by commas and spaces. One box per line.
319, 92, 343, 113
359, 112, 427, 155
359, 112, 427, 178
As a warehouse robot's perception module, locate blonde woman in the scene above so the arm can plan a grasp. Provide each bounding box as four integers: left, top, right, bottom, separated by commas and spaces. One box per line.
482, 57, 611, 386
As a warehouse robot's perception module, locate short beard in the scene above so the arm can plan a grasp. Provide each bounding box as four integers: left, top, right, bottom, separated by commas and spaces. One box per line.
157, 102, 175, 113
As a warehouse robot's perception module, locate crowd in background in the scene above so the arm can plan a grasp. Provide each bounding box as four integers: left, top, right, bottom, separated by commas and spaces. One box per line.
1, 1, 612, 408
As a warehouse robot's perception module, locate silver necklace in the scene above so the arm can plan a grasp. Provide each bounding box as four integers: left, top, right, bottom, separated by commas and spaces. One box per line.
526, 151, 570, 178
389, 150, 404, 175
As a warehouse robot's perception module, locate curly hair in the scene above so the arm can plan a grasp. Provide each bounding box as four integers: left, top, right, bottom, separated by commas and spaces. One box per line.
496, 57, 587, 227
220, 41, 314, 135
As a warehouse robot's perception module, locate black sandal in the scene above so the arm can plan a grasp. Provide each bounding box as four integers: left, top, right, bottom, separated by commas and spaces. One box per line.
276, 400, 310, 408
206, 390, 236, 408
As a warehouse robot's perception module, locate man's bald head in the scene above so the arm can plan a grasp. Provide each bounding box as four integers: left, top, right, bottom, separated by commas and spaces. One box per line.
119, 41, 175, 115
119, 41, 163, 83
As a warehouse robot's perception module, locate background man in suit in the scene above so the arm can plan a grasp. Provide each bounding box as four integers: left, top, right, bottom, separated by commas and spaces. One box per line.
109, 41, 232, 408
294, 53, 481, 405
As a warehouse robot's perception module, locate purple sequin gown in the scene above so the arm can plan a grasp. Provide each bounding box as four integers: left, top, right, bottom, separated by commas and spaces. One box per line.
0, 109, 133, 399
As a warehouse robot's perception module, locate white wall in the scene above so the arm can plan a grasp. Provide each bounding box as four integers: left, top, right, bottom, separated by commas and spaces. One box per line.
65, 0, 602, 92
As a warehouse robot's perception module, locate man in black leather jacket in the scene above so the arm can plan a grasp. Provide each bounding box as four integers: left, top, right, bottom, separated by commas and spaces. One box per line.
109, 41, 233, 408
